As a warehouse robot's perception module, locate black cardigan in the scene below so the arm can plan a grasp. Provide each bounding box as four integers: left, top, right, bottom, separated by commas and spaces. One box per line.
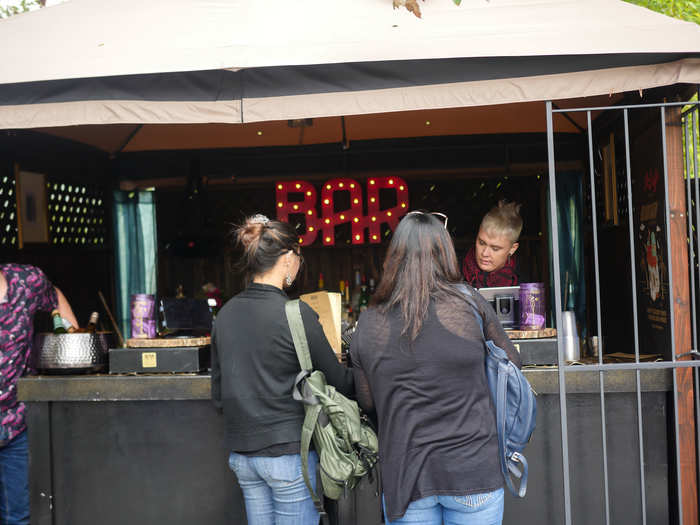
211, 283, 354, 454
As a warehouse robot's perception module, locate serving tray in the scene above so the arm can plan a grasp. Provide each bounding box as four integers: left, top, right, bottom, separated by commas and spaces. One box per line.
126, 336, 211, 348
506, 328, 557, 339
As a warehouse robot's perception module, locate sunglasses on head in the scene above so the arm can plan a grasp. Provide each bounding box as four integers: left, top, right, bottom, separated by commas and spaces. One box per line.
405, 211, 448, 230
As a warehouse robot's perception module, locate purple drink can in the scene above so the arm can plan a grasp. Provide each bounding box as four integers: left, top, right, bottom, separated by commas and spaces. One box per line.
519, 283, 546, 330
131, 293, 156, 338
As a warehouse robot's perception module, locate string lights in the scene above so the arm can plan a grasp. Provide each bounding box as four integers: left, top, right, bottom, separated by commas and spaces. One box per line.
275, 177, 409, 246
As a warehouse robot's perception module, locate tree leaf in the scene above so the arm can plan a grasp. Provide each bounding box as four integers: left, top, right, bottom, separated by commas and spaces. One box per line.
405, 0, 422, 18
392, 0, 422, 18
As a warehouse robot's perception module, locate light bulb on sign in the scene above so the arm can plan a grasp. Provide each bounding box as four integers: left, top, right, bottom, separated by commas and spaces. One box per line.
275, 180, 319, 245
275, 177, 409, 246
321, 177, 364, 245
366, 176, 409, 244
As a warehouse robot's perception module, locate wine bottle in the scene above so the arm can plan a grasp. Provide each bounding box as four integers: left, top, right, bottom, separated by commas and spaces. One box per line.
345, 279, 354, 323
86, 312, 99, 333
351, 269, 362, 311
359, 276, 369, 313
75, 312, 99, 333
51, 310, 68, 334
339, 280, 351, 324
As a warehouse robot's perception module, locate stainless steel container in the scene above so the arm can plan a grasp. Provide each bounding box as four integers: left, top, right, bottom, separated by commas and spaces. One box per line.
33, 332, 113, 372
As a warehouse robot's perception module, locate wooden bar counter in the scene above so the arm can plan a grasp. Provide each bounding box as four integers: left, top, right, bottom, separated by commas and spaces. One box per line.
19, 367, 676, 525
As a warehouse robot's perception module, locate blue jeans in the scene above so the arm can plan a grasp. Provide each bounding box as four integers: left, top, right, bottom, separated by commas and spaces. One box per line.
228, 451, 319, 525
384, 488, 504, 525
0, 430, 29, 525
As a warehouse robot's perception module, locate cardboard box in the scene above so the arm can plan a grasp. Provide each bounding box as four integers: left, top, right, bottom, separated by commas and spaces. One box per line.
300, 291, 341, 354
108, 346, 210, 374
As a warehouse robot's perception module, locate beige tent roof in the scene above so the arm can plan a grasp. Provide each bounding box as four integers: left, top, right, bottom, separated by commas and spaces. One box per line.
1, 0, 699, 84
0, 0, 698, 136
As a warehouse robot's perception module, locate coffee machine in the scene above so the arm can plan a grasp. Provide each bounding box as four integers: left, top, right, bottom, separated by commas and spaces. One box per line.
476, 286, 520, 329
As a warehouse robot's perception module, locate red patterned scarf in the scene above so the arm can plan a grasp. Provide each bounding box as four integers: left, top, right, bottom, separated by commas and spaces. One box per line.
462, 246, 519, 288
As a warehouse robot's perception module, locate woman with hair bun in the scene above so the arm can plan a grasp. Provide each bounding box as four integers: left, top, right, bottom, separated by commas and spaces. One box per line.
211, 214, 354, 525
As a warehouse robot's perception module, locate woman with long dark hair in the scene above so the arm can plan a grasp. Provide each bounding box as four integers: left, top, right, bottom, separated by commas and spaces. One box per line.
211, 214, 354, 525
350, 211, 521, 525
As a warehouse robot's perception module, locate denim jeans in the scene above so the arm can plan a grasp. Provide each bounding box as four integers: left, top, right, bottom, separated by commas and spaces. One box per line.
384, 488, 504, 525
228, 451, 319, 525
0, 430, 29, 525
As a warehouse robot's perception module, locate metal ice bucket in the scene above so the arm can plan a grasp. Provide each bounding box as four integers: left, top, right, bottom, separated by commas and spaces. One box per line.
33, 332, 113, 372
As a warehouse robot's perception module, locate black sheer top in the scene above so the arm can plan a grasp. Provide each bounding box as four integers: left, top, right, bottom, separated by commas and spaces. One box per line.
350, 285, 521, 521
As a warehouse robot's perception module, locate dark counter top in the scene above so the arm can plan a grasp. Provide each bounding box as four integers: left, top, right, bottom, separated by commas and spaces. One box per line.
17, 367, 674, 402
17, 374, 212, 402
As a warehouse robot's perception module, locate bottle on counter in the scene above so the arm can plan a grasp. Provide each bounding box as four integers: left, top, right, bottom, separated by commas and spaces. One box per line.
75, 312, 99, 333
368, 277, 376, 296
351, 269, 362, 312
51, 309, 69, 334
344, 279, 354, 323
318, 272, 325, 290
339, 280, 351, 324
339, 279, 347, 314
359, 276, 369, 313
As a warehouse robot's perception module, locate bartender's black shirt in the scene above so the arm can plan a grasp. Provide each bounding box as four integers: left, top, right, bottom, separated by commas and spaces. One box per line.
350, 285, 521, 521
211, 283, 354, 455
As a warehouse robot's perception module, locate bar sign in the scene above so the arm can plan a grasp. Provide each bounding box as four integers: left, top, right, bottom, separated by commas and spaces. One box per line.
141, 352, 157, 368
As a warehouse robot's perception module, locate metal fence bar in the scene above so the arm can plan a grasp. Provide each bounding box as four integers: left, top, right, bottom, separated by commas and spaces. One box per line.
588, 110, 611, 525
559, 360, 700, 373
692, 110, 700, 304
691, 108, 700, 492
554, 100, 700, 113
623, 108, 647, 524
684, 114, 697, 354
695, 90, 700, 502
661, 105, 684, 525
546, 100, 572, 525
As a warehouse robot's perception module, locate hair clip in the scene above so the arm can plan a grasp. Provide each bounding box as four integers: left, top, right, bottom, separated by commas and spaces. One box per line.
249, 214, 270, 225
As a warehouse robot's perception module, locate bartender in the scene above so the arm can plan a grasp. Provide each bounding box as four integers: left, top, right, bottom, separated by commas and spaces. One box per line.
462, 200, 523, 287
0, 264, 77, 525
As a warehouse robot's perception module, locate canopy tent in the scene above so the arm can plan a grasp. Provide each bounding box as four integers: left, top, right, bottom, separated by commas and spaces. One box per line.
0, 0, 699, 151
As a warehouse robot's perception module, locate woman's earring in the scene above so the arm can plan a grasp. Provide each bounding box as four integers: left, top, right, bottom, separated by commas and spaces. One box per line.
285, 273, 293, 287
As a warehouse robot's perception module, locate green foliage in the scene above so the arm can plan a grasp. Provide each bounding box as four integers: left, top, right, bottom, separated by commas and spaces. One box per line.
683, 93, 700, 180
0, 0, 42, 19
624, 0, 700, 24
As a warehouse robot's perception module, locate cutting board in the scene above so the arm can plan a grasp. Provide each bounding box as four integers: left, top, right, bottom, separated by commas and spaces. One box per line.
506, 328, 557, 339
126, 336, 211, 348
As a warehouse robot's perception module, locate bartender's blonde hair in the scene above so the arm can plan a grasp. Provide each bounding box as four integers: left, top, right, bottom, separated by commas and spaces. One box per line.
480, 200, 523, 243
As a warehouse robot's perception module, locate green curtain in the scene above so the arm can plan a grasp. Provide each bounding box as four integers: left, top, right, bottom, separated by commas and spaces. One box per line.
548, 171, 586, 331
113, 190, 158, 339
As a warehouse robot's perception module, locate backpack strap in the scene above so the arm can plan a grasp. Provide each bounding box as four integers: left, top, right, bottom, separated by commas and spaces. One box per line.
456, 284, 528, 497
456, 284, 485, 336
284, 300, 329, 523
286, 299, 313, 372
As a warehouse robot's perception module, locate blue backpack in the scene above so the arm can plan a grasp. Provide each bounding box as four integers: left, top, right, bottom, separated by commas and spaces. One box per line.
460, 285, 537, 498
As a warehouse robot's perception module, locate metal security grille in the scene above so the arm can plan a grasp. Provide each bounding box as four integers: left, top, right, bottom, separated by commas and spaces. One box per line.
546, 98, 700, 525
47, 181, 107, 247
0, 173, 18, 247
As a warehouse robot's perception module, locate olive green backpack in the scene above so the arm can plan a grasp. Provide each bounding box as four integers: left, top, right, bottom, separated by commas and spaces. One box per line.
285, 300, 379, 520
